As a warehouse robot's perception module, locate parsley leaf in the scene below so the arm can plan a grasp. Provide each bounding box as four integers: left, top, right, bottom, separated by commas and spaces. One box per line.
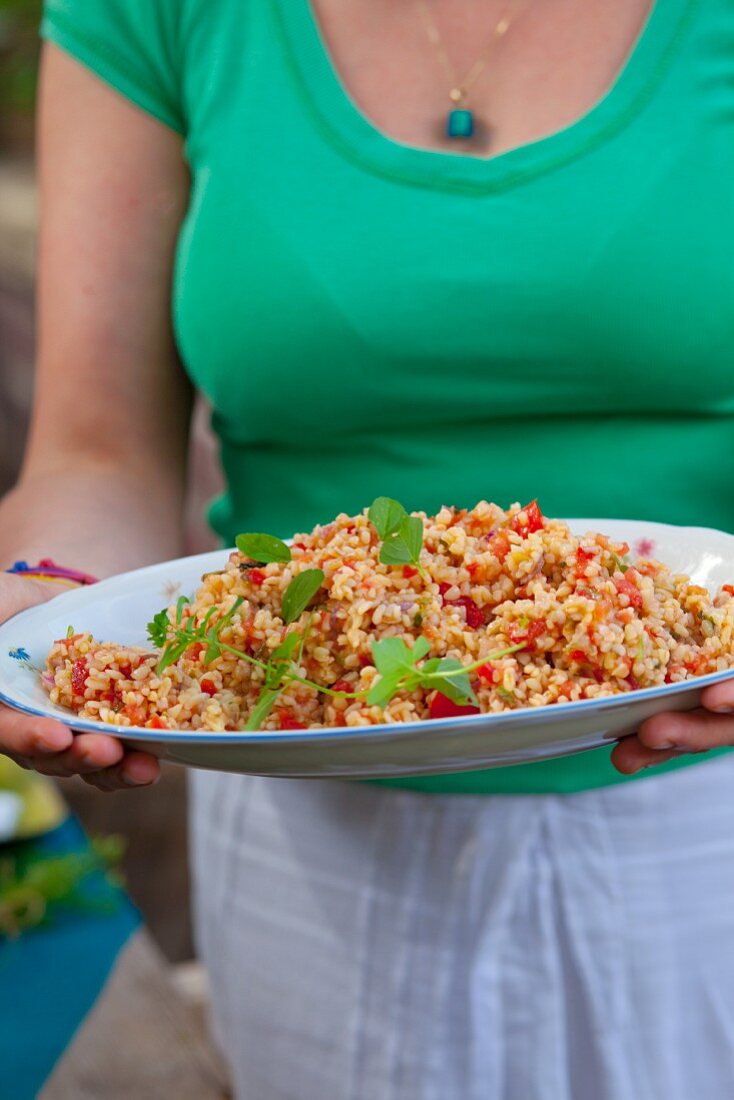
281, 569, 325, 624
244, 688, 284, 731
236, 532, 292, 564
147, 609, 170, 649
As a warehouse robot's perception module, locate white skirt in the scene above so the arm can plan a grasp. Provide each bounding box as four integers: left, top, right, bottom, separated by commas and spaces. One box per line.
190, 756, 734, 1100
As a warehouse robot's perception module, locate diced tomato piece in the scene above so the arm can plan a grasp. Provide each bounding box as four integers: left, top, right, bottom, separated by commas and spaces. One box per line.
438, 582, 452, 598
466, 562, 482, 579
593, 668, 604, 683
188, 642, 206, 661
569, 649, 588, 663
358, 653, 372, 668
557, 681, 576, 700
428, 692, 480, 720
476, 663, 500, 684
489, 530, 511, 561
330, 678, 352, 693
510, 500, 545, 536
293, 542, 307, 550
509, 619, 547, 652
615, 575, 643, 610
146, 715, 168, 730
403, 565, 419, 579
626, 675, 641, 691
445, 596, 484, 629
576, 546, 595, 562
123, 703, 147, 725
723, 585, 734, 597
249, 569, 267, 586
276, 708, 307, 730
200, 678, 217, 696
71, 659, 88, 696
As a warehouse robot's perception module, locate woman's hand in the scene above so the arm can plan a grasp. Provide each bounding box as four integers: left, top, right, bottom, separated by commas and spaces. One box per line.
611, 680, 734, 774
0, 574, 160, 792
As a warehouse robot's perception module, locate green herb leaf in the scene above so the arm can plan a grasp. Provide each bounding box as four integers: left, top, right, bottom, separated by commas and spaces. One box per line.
497, 686, 516, 706
66, 625, 75, 639
244, 688, 284, 731
147, 609, 170, 649
371, 637, 417, 677
175, 595, 190, 624
611, 553, 629, 574
157, 637, 192, 674
430, 659, 477, 706
272, 632, 300, 663
236, 532, 292, 564
366, 670, 405, 707
281, 569, 325, 624
380, 515, 425, 568
368, 497, 407, 540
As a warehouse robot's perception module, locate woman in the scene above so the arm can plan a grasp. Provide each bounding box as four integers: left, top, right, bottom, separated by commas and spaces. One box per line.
4, 0, 734, 1095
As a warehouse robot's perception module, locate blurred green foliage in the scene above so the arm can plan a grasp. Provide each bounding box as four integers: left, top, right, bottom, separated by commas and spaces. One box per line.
0, 0, 43, 113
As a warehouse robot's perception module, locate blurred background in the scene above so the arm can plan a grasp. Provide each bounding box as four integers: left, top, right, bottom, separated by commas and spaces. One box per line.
1, 10, 232, 1088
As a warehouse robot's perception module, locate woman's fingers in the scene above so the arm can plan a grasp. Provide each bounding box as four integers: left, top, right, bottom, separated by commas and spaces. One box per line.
701, 679, 734, 715
611, 706, 734, 774
81, 751, 161, 792
22, 732, 126, 777
0, 707, 73, 758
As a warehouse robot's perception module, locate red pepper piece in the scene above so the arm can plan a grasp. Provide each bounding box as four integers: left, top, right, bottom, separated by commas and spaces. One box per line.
249, 569, 267, 587
429, 692, 480, 719
489, 530, 512, 561
330, 678, 352, 694
403, 565, 419, 579
200, 678, 217, 696
146, 715, 168, 730
476, 663, 500, 684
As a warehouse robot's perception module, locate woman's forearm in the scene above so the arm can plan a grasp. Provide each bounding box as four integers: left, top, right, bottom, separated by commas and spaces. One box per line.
0, 456, 187, 578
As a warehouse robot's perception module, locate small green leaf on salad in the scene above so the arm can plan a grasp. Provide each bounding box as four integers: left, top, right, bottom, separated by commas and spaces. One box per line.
175, 595, 190, 624
281, 569, 325, 624
368, 497, 408, 541
147, 609, 170, 649
236, 532, 292, 564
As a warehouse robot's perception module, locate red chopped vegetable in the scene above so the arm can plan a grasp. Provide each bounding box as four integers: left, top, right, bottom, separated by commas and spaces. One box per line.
146, 715, 168, 730
428, 692, 480, 720
476, 663, 500, 684
71, 659, 88, 696
626, 675, 641, 691
200, 678, 217, 696
402, 565, 419, 579
489, 530, 511, 561
614, 575, 643, 609
445, 595, 485, 629
293, 542, 307, 550
723, 585, 734, 597
330, 679, 352, 694
509, 619, 547, 651
249, 569, 267, 586
277, 708, 307, 730
510, 500, 544, 537
438, 582, 452, 598
358, 653, 372, 668
569, 649, 588, 663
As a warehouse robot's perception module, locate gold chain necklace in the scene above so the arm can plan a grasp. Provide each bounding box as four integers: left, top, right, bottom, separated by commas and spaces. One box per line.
416, 0, 522, 139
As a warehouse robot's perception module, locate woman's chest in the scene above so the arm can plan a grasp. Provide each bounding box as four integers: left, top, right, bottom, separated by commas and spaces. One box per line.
174, 0, 734, 442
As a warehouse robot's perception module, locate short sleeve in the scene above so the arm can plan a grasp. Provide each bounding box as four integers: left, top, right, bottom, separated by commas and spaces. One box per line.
41, 0, 186, 134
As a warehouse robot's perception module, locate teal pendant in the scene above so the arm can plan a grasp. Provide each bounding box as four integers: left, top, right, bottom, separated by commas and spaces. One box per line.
447, 108, 474, 138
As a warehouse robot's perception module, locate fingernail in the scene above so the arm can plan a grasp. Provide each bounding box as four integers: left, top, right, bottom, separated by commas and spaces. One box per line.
653, 741, 676, 750
710, 705, 734, 715
122, 770, 158, 787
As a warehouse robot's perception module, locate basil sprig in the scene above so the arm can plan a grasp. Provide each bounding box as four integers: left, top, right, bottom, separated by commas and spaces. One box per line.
236, 532, 292, 564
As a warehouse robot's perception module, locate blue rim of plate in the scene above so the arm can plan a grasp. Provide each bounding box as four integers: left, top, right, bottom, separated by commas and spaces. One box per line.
1, 667, 733, 745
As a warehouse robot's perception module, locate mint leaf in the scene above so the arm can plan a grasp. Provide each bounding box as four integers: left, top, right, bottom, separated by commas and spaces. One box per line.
431, 659, 477, 705
236, 532, 292, 564
368, 497, 407, 540
281, 569, 325, 623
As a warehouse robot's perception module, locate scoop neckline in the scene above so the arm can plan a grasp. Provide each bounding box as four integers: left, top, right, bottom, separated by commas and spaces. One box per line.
271, 0, 698, 194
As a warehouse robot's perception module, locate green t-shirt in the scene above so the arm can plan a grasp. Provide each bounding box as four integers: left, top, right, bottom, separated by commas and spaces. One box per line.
42, 0, 733, 793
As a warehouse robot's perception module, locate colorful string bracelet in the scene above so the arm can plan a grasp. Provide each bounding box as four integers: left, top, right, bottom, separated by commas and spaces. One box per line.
6, 559, 98, 588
